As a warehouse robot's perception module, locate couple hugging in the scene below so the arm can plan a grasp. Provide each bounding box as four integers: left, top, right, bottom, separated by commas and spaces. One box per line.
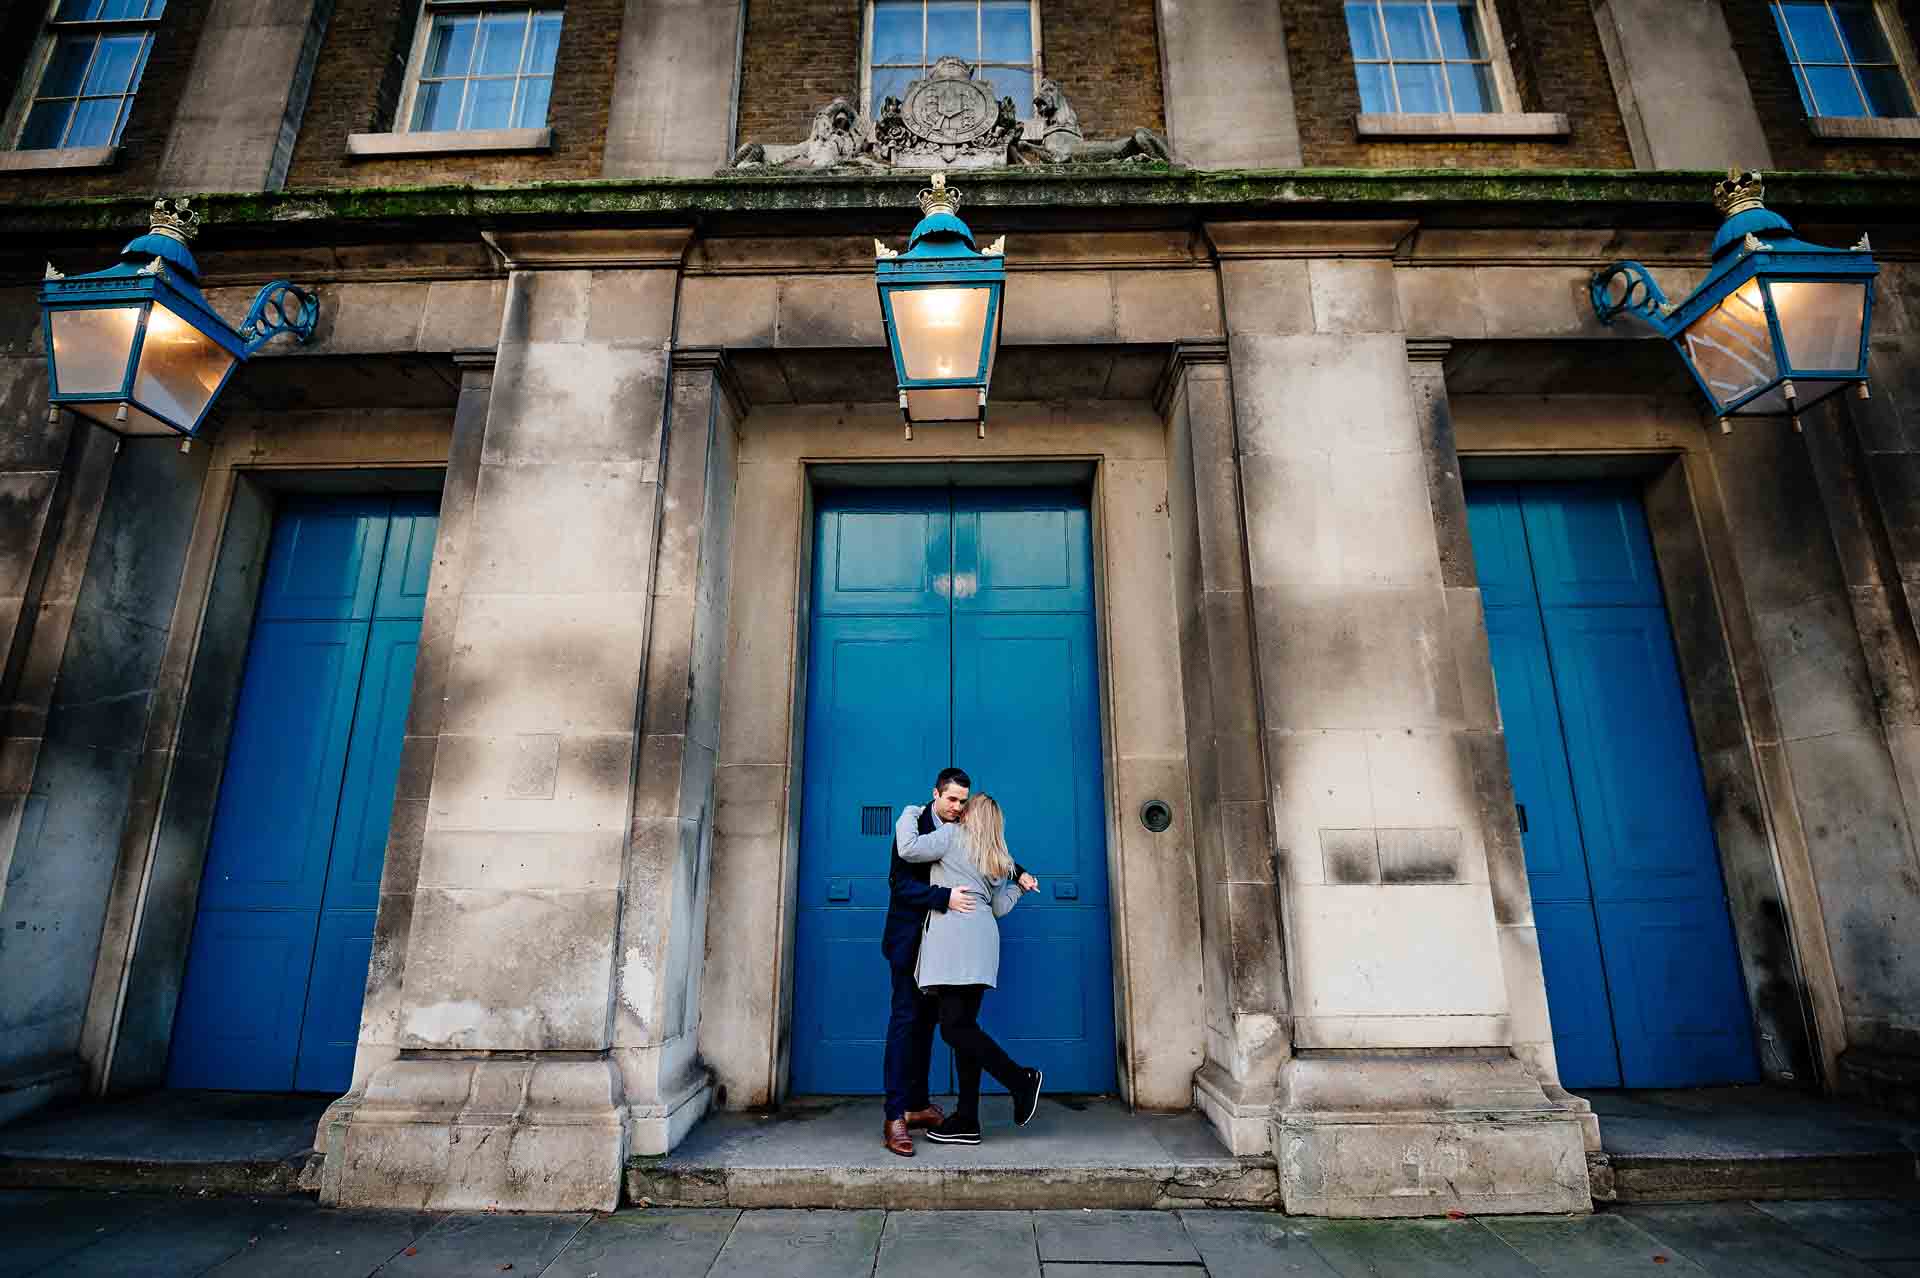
880, 766, 1045, 1157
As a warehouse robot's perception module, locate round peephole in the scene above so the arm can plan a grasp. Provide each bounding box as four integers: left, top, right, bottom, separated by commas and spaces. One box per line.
1140, 800, 1173, 833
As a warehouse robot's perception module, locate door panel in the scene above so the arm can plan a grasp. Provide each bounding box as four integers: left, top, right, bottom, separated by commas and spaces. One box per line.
169, 496, 436, 1094
793, 486, 1116, 1096
1468, 481, 1757, 1090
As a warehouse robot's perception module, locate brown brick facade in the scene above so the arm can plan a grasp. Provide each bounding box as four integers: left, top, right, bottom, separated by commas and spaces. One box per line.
0, 0, 215, 204
284, 0, 626, 188
1279, 0, 1633, 168
735, 0, 1163, 149
1725, 0, 1920, 173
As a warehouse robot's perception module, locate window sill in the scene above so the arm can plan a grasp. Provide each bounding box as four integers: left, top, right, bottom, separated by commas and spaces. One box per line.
1355, 112, 1570, 140
1807, 116, 1920, 141
346, 127, 552, 158
0, 145, 119, 173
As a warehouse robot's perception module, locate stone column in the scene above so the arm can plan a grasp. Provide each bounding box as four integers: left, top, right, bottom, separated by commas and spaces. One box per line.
616, 348, 740, 1158
156, 0, 332, 190
602, 0, 746, 176
1209, 221, 1589, 1217
1160, 343, 1286, 1155
1590, 0, 1773, 171
321, 230, 692, 1212
1153, 0, 1303, 168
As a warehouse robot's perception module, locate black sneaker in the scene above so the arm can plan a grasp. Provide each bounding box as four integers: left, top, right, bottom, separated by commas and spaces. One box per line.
922, 1114, 982, 1145
1012, 1068, 1043, 1127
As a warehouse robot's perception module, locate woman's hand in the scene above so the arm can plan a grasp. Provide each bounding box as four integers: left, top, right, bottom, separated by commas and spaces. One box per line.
947, 886, 977, 913
1018, 872, 1038, 892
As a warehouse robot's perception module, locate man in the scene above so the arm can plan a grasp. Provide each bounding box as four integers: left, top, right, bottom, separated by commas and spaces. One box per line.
881, 766, 1035, 1156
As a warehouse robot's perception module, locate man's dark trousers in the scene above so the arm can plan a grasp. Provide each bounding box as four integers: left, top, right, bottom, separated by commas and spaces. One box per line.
882, 806, 949, 1121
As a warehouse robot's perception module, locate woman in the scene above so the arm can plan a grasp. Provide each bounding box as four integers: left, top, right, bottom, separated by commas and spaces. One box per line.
897, 793, 1044, 1144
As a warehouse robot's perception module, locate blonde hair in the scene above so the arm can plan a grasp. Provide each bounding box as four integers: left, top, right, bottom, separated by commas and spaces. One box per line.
961, 794, 1015, 882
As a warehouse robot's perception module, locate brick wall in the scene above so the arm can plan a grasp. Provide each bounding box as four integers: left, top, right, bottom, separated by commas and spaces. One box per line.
1278, 0, 1633, 168
284, 0, 625, 188
0, 0, 215, 204
735, 0, 1163, 149
1724, 0, 1920, 173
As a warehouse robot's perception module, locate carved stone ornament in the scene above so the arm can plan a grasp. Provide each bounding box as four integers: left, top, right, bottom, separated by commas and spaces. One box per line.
728, 60, 1173, 173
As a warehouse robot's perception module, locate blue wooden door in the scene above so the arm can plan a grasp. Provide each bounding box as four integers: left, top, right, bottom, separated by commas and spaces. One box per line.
792, 487, 1117, 1095
1469, 481, 1757, 1089
168, 495, 436, 1093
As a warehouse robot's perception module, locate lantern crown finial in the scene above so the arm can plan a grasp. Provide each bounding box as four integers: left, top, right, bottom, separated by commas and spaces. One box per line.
148, 197, 202, 245
1713, 169, 1766, 219
918, 172, 960, 218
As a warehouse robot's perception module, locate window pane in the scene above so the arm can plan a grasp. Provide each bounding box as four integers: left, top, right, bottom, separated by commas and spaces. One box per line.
21, 100, 75, 149
39, 35, 96, 99
1345, 2, 1384, 59
1778, 1, 1845, 61
1832, 0, 1894, 60
1445, 61, 1495, 112
475, 11, 528, 76
1857, 64, 1912, 115
1804, 62, 1866, 114
1433, 1, 1484, 57
1394, 61, 1445, 112
144, 0, 168, 16
413, 79, 463, 130
871, 1, 921, 64
424, 15, 477, 78
981, 0, 1029, 64
926, 0, 975, 60
871, 65, 917, 107
65, 96, 122, 146
1355, 62, 1393, 112
54, 0, 101, 20
527, 11, 562, 74
981, 67, 1030, 109
1383, 1, 1437, 58
1789, 64, 1819, 113
513, 74, 551, 127
464, 76, 515, 128
84, 33, 145, 95
96, 0, 147, 18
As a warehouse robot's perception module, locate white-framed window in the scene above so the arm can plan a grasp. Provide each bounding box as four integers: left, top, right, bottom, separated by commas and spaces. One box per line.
862, 0, 1042, 116
395, 0, 563, 133
1771, 0, 1916, 118
1343, 0, 1517, 115
10, 0, 165, 151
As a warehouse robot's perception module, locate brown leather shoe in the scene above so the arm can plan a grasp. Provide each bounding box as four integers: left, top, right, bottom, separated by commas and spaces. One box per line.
884, 1117, 914, 1157
903, 1103, 945, 1130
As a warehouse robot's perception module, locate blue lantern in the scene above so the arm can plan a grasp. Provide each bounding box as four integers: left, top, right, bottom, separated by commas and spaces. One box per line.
875, 173, 1006, 438
1591, 170, 1877, 433
38, 197, 318, 443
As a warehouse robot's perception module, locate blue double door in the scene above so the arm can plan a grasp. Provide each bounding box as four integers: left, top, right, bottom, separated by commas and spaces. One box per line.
169, 495, 437, 1094
1469, 481, 1758, 1090
793, 486, 1117, 1096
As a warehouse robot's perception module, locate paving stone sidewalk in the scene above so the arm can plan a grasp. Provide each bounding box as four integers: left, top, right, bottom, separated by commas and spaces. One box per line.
6, 1190, 1920, 1277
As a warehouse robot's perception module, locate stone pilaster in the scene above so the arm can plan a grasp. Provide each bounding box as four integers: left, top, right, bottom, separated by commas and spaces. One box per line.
1158, 342, 1285, 1155
1209, 221, 1589, 1217
602, 0, 745, 176
156, 0, 333, 191
1589, 0, 1773, 171
320, 231, 691, 1212
1154, 0, 1302, 168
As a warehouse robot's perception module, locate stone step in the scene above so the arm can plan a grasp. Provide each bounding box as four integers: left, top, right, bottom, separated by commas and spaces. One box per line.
627, 1098, 1279, 1211
1601, 1151, 1920, 1204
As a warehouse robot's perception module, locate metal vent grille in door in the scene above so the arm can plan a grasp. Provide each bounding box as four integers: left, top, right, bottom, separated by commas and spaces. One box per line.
861, 805, 893, 836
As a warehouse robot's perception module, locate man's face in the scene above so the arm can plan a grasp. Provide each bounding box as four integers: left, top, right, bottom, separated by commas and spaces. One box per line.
933, 782, 969, 824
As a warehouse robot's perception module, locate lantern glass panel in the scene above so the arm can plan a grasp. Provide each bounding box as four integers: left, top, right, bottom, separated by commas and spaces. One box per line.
904, 386, 982, 421
133, 301, 234, 431
892, 285, 991, 381
1682, 280, 1778, 409
49, 304, 142, 394
1767, 279, 1867, 371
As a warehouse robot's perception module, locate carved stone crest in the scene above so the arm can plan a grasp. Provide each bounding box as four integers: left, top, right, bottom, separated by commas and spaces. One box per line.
728, 63, 1173, 173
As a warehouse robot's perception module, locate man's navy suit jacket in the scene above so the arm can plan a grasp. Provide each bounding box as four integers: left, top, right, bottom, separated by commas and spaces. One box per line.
882, 806, 950, 968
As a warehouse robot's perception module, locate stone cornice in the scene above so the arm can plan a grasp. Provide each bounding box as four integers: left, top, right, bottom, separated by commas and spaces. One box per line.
671, 346, 750, 421
1153, 340, 1230, 419
480, 227, 692, 270
1206, 219, 1418, 259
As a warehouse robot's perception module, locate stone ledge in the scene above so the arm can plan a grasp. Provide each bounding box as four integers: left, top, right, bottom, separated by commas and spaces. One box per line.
347, 128, 553, 159
1809, 116, 1920, 141
1356, 113, 1571, 140
0, 145, 118, 173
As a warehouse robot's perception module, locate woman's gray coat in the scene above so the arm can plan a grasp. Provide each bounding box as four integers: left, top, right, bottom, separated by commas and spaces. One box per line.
895, 805, 1024, 990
